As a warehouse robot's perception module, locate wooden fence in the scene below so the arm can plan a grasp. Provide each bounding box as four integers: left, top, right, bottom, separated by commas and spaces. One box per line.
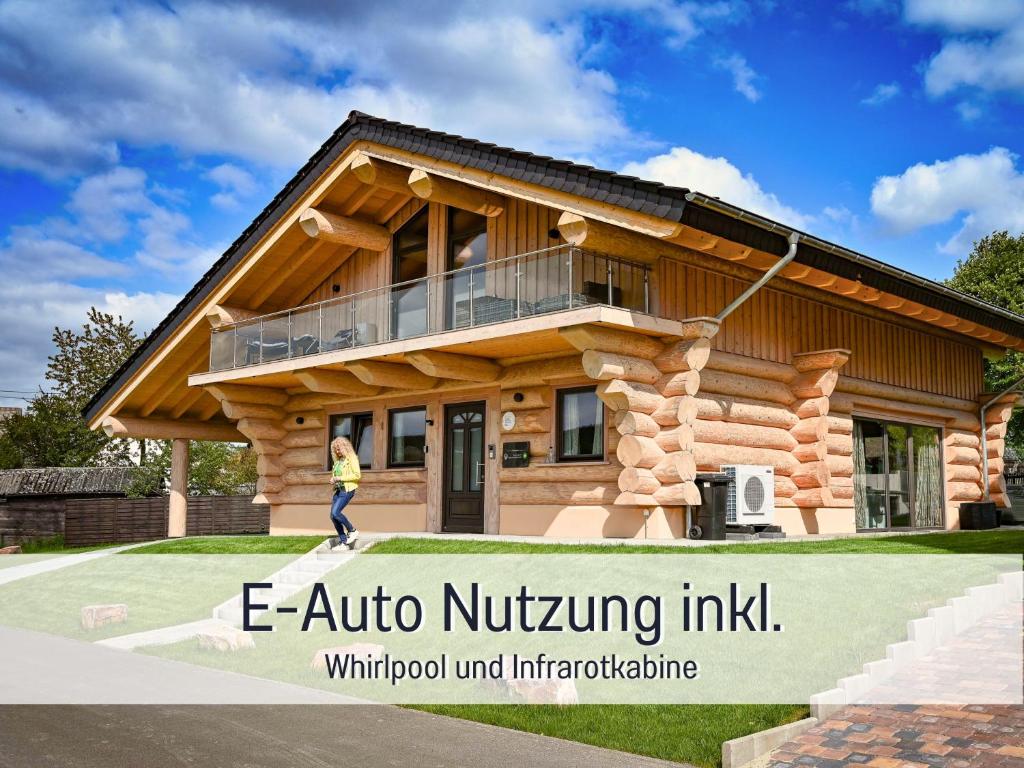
63, 495, 269, 547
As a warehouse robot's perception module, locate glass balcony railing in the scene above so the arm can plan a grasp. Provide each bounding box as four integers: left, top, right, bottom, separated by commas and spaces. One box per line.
209, 245, 651, 372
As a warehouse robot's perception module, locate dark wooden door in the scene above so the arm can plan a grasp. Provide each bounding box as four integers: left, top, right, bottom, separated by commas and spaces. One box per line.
442, 401, 486, 533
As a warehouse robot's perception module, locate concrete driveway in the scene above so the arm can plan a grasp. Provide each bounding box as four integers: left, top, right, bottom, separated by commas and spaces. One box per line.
0, 705, 688, 768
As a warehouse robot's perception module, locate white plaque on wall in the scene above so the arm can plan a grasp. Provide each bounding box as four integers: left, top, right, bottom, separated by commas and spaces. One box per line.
501, 411, 516, 431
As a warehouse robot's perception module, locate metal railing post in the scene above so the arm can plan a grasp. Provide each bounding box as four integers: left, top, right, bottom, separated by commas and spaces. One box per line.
287, 312, 293, 358
515, 256, 522, 318
643, 269, 650, 313
350, 301, 357, 346
468, 269, 475, 326
606, 258, 614, 305
258, 318, 264, 364
318, 305, 323, 353
567, 247, 575, 309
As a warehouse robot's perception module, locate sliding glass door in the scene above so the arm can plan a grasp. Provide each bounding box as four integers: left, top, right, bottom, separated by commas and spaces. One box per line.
853, 417, 943, 530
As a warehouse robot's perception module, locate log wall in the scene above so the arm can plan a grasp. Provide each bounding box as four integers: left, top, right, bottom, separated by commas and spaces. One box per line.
656, 257, 984, 401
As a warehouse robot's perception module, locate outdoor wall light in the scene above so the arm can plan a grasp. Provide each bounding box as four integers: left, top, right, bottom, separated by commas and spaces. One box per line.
513, 392, 525, 403
332, 284, 341, 293
295, 416, 305, 425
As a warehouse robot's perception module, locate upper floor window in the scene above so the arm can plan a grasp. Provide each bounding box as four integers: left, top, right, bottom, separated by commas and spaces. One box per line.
328, 412, 374, 469
388, 406, 427, 468
556, 386, 604, 462
447, 209, 488, 328
392, 208, 429, 339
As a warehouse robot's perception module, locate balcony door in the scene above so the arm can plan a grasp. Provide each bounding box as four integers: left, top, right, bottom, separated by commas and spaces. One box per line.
445, 209, 488, 330
391, 208, 429, 340
442, 401, 486, 533
853, 417, 944, 530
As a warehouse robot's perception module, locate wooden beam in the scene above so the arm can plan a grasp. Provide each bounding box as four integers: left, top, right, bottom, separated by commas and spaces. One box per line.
169, 388, 205, 419
168, 438, 189, 538
293, 369, 381, 396
376, 192, 414, 225
341, 183, 378, 216
138, 345, 210, 417
404, 350, 501, 382
351, 151, 415, 194
407, 169, 505, 217
248, 238, 329, 308
345, 360, 438, 390
205, 304, 259, 329
557, 212, 661, 262
559, 324, 664, 358
102, 416, 244, 442
204, 383, 289, 406
298, 208, 391, 250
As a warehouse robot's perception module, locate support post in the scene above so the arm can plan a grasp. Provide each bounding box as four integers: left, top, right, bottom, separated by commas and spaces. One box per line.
169, 438, 189, 538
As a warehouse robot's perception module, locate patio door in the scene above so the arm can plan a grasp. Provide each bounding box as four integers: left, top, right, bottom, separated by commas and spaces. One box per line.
442, 401, 486, 533
445, 209, 488, 330
853, 417, 944, 530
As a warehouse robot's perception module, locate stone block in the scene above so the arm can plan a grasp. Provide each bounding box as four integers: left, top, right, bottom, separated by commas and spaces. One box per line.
80, 603, 128, 630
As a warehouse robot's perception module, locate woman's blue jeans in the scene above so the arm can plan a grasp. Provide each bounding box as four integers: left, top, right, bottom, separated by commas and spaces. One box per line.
330, 487, 356, 542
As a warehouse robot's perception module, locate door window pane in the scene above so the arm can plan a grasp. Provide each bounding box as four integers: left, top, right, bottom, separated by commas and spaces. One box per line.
450, 430, 464, 492
447, 209, 488, 329
911, 425, 943, 527
388, 407, 427, 467
854, 417, 944, 530
469, 425, 483, 491
886, 424, 911, 527
392, 209, 429, 339
327, 412, 373, 469
854, 419, 887, 529
557, 387, 604, 461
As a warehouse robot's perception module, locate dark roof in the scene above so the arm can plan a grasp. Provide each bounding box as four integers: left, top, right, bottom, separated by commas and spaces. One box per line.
84, 111, 1024, 422
0, 467, 138, 497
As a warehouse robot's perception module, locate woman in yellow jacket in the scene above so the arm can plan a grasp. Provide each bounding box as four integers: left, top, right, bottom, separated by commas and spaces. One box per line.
329, 436, 361, 549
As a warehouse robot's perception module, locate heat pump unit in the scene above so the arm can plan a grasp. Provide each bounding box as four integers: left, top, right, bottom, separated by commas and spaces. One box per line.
722, 465, 775, 526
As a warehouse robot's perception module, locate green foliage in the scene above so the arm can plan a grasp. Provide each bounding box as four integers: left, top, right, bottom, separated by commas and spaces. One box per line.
0, 309, 141, 469
948, 230, 1024, 457
127, 440, 258, 497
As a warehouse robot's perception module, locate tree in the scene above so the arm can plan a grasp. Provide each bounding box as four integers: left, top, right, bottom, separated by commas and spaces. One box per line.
127, 440, 258, 497
947, 230, 1024, 457
0, 309, 141, 468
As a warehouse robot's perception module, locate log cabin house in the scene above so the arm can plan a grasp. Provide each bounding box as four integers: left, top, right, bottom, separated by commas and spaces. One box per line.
84, 113, 1024, 539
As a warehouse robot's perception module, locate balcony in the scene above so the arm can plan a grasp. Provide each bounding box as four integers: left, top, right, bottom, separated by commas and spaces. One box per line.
208, 245, 652, 372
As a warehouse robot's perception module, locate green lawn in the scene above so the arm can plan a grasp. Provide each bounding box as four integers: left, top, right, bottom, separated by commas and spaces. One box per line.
368, 529, 1024, 555
12, 535, 128, 554
122, 535, 326, 554
416, 704, 808, 767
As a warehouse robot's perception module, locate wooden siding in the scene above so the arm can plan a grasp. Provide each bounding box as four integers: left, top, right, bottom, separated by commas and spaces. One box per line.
657, 257, 984, 401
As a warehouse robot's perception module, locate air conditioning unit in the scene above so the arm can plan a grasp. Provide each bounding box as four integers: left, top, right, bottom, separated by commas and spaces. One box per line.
722, 465, 775, 526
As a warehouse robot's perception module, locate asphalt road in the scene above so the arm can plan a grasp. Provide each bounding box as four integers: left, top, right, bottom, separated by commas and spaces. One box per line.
0, 705, 688, 768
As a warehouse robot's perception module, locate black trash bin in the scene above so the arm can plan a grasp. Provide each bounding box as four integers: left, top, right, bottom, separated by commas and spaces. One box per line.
959, 501, 999, 530
690, 472, 729, 540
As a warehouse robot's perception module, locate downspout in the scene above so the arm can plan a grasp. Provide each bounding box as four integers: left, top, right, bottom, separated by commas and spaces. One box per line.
980, 374, 1024, 501
715, 230, 800, 321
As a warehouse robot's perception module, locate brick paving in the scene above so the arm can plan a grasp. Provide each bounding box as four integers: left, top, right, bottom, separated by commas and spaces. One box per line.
768, 704, 1024, 768
769, 603, 1023, 767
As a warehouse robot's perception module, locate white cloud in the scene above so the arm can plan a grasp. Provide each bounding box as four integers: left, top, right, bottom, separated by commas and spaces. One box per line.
204, 163, 257, 210
0, 278, 178, 393
903, 0, 1024, 100
956, 101, 983, 121
861, 82, 901, 106
0, 0, 751, 176
715, 54, 762, 102
870, 146, 1024, 254
622, 146, 812, 229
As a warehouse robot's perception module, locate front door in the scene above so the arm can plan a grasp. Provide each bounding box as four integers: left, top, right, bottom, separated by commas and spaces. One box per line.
443, 401, 486, 533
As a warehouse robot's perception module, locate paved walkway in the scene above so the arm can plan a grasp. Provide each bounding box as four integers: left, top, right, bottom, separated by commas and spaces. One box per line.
0, 540, 152, 586
767, 704, 1024, 768
768, 604, 1024, 768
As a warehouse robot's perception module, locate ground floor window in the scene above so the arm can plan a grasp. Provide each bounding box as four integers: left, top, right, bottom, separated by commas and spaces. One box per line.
556, 386, 604, 461
388, 406, 427, 468
327, 412, 373, 469
853, 417, 943, 529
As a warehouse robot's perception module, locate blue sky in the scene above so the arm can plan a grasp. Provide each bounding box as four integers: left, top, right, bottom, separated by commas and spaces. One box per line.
1, 0, 1024, 399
